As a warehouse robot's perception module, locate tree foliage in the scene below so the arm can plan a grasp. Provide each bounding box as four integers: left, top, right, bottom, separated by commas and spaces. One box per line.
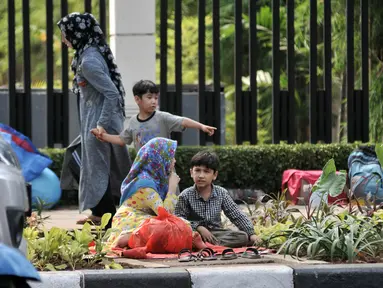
0, 0, 106, 88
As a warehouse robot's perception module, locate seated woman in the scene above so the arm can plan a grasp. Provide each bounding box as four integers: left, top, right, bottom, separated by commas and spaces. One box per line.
105, 137, 183, 249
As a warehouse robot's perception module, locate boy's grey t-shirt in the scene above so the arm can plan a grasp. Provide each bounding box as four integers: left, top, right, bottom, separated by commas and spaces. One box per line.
119, 111, 185, 151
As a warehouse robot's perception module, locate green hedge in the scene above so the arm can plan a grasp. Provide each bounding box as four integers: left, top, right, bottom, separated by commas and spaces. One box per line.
41, 143, 357, 194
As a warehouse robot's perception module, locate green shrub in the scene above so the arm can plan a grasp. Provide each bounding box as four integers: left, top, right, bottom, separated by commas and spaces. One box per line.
41, 143, 357, 194
42, 148, 65, 178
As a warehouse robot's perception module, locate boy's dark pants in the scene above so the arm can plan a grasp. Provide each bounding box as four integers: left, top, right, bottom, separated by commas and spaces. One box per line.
210, 228, 249, 248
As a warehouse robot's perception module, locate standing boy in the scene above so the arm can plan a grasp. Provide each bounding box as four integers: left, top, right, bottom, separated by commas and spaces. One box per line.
92, 80, 216, 151
175, 151, 260, 248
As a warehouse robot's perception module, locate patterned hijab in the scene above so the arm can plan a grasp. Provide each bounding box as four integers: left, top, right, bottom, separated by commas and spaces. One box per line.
120, 137, 177, 204
57, 12, 125, 114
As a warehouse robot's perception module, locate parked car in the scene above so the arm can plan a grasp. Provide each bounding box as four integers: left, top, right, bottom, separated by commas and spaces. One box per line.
0, 133, 30, 250
0, 133, 40, 287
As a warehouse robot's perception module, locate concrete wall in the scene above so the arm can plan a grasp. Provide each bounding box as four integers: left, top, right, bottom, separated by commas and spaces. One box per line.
0, 89, 79, 148
109, 0, 156, 120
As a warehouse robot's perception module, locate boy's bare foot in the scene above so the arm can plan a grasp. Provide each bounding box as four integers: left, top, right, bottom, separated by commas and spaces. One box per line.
192, 232, 208, 250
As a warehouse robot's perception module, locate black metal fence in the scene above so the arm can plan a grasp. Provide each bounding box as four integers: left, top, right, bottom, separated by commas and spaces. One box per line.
5, 0, 370, 147
7, 0, 106, 148
159, 0, 224, 146
159, 0, 370, 145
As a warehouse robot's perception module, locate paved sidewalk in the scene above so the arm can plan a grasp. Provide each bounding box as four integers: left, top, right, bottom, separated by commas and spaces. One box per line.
41, 206, 92, 230
40, 205, 312, 230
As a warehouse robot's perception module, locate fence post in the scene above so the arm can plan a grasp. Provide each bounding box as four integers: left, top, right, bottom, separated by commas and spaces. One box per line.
346, 0, 355, 142
198, 0, 207, 145
8, 0, 16, 131
234, 0, 243, 144
46, 0, 54, 147
309, 0, 318, 143
272, 0, 280, 144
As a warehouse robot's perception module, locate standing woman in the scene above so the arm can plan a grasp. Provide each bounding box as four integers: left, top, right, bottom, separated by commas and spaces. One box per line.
57, 12, 131, 226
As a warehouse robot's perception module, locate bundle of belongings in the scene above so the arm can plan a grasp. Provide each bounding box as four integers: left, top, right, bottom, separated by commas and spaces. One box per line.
282, 169, 347, 205
0, 123, 62, 209
348, 145, 383, 205
0, 123, 52, 182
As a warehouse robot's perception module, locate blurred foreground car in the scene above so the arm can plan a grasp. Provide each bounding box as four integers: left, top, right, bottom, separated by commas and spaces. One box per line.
0, 133, 30, 250
0, 134, 40, 287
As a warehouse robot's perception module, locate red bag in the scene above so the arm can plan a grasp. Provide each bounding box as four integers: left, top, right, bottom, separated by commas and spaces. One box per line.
128, 207, 193, 253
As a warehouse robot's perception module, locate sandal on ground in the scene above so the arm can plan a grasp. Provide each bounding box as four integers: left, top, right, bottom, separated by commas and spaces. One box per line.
178, 248, 197, 262
220, 248, 238, 260
241, 247, 261, 259
76, 215, 101, 226
197, 248, 217, 261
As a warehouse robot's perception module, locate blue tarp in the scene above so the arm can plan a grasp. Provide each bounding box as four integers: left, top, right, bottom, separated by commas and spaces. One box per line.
0, 123, 52, 182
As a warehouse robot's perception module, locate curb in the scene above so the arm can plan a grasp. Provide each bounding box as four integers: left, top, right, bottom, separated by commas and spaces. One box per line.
294, 264, 383, 288
28, 268, 191, 288
29, 271, 84, 288
28, 263, 383, 288
187, 265, 293, 288
83, 268, 191, 288
28, 265, 293, 288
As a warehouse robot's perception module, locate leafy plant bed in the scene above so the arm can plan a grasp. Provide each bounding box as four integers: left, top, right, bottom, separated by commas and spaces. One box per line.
244, 154, 383, 264
253, 205, 383, 264
275, 210, 383, 263
331, 257, 383, 264
37, 260, 132, 271
320, 253, 383, 265
27, 149, 383, 268
24, 213, 124, 271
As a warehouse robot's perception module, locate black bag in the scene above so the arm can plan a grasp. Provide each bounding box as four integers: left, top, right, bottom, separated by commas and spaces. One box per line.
68, 143, 81, 184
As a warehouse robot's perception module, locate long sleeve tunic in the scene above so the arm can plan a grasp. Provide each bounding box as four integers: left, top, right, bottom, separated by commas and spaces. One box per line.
76, 46, 130, 212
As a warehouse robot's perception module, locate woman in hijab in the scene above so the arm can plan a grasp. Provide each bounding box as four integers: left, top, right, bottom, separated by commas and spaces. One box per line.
105, 137, 181, 249
57, 12, 131, 226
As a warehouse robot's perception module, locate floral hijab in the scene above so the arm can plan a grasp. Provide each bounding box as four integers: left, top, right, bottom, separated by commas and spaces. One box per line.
57, 12, 125, 114
120, 137, 177, 204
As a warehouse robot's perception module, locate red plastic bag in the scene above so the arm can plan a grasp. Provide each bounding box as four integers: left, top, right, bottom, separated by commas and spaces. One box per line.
128, 207, 192, 253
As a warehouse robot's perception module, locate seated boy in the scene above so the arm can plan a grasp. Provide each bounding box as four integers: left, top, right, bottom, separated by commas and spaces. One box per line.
175, 151, 260, 248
